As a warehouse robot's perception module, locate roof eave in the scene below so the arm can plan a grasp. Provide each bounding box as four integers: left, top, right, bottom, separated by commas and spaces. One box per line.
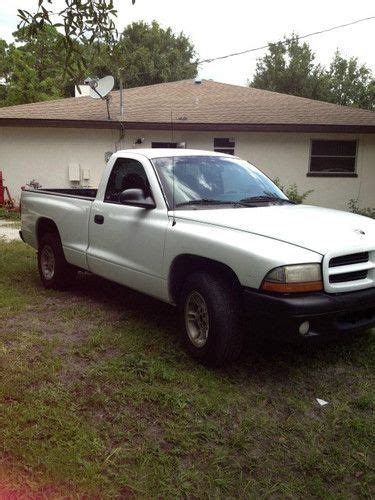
0, 117, 375, 134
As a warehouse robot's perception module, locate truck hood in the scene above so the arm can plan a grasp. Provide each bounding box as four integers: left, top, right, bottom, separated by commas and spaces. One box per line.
174, 204, 375, 255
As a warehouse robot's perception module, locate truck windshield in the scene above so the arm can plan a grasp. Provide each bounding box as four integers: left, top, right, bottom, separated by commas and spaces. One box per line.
152, 155, 288, 209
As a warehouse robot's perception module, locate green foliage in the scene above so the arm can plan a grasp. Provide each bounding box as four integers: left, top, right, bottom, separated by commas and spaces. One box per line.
0, 20, 197, 106
327, 51, 375, 109
348, 199, 375, 219
17, 0, 129, 51
85, 21, 197, 88
251, 35, 328, 100
273, 177, 313, 204
0, 207, 20, 220
0, 26, 74, 106
250, 35, 375, 110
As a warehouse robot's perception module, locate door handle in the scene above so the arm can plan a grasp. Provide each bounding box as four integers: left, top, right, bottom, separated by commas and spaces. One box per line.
94, 214, 104, 225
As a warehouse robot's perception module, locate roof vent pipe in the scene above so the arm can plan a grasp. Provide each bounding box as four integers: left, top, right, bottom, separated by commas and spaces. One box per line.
194, 76, 202, 84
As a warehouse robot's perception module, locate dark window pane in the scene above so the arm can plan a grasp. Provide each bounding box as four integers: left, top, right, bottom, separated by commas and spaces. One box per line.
105, 158, 150, 202
311, 140, 356, 157
310, 156, 356, 173
214, 148, 235, 155
152, 142, 178, 148
214, 138, 235, 148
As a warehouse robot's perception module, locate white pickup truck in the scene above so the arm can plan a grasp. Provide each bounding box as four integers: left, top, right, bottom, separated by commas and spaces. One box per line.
20, 149, 375, 365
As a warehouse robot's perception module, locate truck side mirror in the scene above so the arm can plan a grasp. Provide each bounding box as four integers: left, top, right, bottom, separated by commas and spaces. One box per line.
119, 188, 156, 209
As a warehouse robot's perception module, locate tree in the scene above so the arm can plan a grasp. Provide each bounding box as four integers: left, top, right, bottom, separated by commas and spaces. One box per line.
250, 35, 375, 110
0, 26, 74, 107
250, 35, 328, 101
0, 20, 197, 107
326, 51, 375, 110
18, 0, 136, 75
85, 21, 197, 88
0, 40, 8, 102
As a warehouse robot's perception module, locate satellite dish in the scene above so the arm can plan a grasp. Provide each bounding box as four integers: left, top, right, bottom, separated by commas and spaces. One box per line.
85, 75, 114, 99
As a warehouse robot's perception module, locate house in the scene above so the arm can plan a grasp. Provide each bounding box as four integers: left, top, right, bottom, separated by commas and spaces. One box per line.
0, 79, 374, 210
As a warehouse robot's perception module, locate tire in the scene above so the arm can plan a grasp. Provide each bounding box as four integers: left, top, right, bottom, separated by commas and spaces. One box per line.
38, 232, 77, 290
179, 271, 243, 366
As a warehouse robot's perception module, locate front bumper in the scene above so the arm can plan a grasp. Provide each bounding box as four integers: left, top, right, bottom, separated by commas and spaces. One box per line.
242, 286, 375, 339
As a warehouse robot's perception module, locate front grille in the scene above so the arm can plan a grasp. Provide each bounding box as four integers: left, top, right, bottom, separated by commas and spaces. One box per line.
324, 249, 375, 293
329, 252, 369, 268
329, 270, 368, 283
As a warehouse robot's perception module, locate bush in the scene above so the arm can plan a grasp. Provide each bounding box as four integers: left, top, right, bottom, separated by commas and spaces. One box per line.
348, 199, 375, 219
273, 178, 313, 204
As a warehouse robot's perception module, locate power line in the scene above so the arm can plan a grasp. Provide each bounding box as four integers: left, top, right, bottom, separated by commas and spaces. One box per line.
197, 15, 375, 65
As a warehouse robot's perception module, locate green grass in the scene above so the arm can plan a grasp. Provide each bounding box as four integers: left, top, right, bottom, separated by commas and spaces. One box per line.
0, 240, 374, 497
0, 207, 20, 220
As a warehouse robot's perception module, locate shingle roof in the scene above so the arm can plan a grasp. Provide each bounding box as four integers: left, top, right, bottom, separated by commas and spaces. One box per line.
0, 79, 374, 132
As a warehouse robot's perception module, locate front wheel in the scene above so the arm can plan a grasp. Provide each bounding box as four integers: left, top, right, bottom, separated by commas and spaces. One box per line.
179, 272, 243, 366
38, 233, 77, 290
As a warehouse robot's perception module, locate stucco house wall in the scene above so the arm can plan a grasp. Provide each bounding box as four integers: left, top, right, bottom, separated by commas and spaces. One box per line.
1, 126, 374, 211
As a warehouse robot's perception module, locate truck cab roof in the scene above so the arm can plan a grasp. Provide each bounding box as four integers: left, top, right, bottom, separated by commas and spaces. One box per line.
113, 148, 234, 160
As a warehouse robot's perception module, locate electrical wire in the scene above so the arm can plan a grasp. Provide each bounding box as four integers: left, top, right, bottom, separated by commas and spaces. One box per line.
197, 15, 375, 64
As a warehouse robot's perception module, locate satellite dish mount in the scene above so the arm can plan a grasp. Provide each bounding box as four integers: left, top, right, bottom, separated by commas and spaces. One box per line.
84, 75, 115, 120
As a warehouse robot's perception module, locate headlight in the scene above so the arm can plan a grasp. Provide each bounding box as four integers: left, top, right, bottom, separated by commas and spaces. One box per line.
261, 264, 323, 293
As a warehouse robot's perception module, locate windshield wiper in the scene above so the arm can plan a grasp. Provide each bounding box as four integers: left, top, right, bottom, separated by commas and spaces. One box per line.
176, 199, 245, 208
239, 196, 295, 205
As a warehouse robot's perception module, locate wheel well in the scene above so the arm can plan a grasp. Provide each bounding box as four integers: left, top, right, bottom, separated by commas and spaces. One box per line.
36, 218, 60, 245
169, 254, 241, 304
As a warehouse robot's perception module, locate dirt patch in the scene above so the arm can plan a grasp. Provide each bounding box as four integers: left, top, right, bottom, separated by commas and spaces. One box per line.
0, 283, 121, 385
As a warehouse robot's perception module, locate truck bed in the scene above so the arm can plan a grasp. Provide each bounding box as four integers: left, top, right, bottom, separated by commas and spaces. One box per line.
21, 187, 96, 270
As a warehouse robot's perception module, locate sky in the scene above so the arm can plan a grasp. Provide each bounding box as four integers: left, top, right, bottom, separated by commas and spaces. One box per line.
1, 0, 374, 86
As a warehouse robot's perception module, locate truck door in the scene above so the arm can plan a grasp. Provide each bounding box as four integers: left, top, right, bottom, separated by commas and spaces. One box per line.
87, 155, 169, 299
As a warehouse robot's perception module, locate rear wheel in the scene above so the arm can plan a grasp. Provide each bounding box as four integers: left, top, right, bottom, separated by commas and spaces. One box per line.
38, 233, 77, 290
179, 271, 243, 366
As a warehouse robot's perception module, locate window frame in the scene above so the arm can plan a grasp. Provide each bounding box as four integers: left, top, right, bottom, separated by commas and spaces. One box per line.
104, 157, 154, 205
307, 139, 358, 178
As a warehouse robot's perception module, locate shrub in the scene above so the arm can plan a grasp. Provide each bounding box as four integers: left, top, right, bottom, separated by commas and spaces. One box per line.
348, 199, 375, 219
273, 178, 313, 204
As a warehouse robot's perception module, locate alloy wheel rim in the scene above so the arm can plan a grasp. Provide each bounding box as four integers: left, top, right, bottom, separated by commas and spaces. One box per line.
185, 291, 209, 348
41, 245, 55, 280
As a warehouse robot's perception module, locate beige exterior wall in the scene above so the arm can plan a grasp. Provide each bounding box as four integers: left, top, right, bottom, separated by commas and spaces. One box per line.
0, 126, 374, 211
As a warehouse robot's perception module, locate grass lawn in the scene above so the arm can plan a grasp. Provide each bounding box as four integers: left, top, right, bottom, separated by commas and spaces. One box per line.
0, 240, 374, 497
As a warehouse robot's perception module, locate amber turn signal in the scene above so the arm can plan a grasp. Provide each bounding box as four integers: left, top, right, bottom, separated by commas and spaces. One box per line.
261, 280, 323, 293
261, 264, 323, 293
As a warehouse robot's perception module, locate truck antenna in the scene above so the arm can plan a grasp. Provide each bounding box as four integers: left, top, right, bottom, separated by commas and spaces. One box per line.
171, 110, 176, 226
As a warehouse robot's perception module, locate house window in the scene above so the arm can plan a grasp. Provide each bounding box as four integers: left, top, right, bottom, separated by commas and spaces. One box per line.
214, 138, 235, 155
308, 140, 357, 177
152, 142, 178, 148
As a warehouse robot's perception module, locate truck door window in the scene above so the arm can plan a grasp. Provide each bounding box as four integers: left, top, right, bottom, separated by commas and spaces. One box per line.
105, 158, 151, 203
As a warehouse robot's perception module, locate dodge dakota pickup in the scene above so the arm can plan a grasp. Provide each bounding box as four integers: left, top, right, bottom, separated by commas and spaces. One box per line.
20, 149, 375, 365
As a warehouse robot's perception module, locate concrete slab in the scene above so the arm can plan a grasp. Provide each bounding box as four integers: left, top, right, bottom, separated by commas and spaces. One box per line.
0, 220, 21, 241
